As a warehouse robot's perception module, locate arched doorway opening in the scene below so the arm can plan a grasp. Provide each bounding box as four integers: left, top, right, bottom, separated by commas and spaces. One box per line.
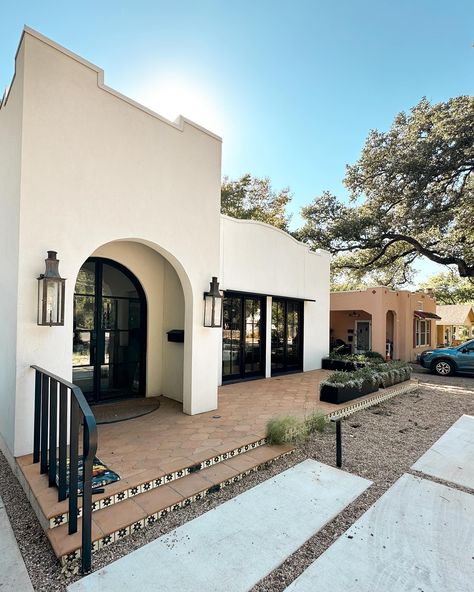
72, 257, 147, 404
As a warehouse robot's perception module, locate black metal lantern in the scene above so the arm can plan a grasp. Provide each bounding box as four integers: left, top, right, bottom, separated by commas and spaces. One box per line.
203, 276, 223, 328
37, 251, 66, 326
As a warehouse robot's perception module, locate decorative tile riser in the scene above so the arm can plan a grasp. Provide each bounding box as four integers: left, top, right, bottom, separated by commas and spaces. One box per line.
49, 438, 268, 529
60, 450, 294, 565
325, 381, 418, 420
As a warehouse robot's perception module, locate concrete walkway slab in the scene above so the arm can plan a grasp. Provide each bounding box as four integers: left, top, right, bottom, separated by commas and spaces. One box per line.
411, 414, 474, 489
0, 495, 34, 592
284, 473, 474, 592
68, 460, 371, 592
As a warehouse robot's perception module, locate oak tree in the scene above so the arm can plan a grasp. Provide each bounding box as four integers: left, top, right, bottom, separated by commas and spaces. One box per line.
298, 96, 474, 284
221, 174, 292, 231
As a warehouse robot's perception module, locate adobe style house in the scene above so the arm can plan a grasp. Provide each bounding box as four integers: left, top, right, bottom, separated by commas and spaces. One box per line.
436, 304, 474, 346
330, 287, 439, 361
0, 27, 330, 462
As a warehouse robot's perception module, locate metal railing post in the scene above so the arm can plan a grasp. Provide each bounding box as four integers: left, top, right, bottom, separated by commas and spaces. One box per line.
31, 366, 98, 574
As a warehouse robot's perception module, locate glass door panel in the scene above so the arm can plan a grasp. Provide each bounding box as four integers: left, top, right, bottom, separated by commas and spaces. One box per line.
271, 301, 285, 371
222, 294, 265, 381
73, 258, 146, 404
244, 298, 262, 375
271, 299, 303, 374
222, 297, 242, 380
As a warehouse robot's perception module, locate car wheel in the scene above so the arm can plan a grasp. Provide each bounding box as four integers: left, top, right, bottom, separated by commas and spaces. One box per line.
433, 359, 454, 376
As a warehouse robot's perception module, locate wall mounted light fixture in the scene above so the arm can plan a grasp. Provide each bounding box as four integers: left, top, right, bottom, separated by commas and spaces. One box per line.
37, 251, 65, 326
203, 276, 223, 328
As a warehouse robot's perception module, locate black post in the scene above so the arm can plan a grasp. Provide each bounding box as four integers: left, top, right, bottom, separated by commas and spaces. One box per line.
81, 423, 93, 573
58, 383, 68, 502
40, 374, 50, 474
33, 370, 42, 464
336, 419, 342, 468
48, 379, 58, 487
69, 397, 79, 535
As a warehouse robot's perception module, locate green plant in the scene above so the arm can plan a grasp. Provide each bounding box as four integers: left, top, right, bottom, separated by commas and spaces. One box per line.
306, 412, 328, 434
266, 416, 307, 445
322, 368, 366, 389
363, 351, 385, 361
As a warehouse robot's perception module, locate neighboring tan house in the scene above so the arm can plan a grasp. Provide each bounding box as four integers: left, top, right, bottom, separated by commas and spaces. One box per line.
436, 304, 474, 346
330, 287, 440, 362
0, 27, 330, 461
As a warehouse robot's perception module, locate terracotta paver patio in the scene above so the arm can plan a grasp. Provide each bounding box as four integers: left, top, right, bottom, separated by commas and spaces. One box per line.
95, 370, 332, 480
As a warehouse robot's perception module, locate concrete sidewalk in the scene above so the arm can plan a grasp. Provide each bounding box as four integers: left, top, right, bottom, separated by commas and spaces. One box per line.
68, 460, 371, 592
0, 494, 34, 591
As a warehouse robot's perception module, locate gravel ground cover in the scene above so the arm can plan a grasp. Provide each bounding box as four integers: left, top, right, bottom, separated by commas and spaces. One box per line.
0, 372, 473, 591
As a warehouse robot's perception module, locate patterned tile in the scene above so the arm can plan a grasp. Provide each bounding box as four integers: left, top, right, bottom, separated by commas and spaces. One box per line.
131, 519, 145, 533
99, 533, 114, 549
129, 485, 141, 497
115, 490, 128, 503
146, 513, 158, 526
99, 496, 113, 510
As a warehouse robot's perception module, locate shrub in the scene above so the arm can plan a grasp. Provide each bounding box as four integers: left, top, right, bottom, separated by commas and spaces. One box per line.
266, 416, 307, 445
306, 412, 328, 434
363, 351, 385, 361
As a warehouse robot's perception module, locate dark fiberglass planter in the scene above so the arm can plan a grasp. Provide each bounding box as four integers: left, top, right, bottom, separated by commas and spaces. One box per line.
320, 379, 379, 405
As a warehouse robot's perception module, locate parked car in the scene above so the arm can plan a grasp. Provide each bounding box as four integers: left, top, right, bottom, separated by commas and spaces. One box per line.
419, 339, 474, 376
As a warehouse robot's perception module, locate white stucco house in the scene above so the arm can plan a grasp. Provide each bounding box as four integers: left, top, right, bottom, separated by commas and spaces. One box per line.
0, 27, 330, 462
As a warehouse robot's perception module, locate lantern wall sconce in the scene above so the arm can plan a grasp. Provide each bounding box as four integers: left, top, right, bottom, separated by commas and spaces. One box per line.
37, 251, 66, 326
203, 276, 223, 328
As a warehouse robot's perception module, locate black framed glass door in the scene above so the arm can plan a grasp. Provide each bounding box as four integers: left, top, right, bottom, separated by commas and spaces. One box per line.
271, 299, 303, 373
222, 293, 266, 381
72, 258, 146, 404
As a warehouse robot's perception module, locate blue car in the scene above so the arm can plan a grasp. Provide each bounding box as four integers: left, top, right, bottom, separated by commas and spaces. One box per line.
419, 339, 474, 376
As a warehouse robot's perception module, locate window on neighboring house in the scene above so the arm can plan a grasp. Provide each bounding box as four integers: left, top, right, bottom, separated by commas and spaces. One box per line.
415, 319, 431, 347
417, 300, 423, 311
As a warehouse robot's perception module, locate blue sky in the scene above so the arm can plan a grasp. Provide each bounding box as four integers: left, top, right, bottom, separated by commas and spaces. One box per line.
1, 1, 473, 283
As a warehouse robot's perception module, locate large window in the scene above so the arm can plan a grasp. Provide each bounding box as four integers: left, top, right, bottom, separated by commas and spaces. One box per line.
415, 319, 431, 347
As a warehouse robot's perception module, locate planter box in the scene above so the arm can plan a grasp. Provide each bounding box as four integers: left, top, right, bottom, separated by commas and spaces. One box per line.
321, 358, 360, 371
320, 379, 378, 404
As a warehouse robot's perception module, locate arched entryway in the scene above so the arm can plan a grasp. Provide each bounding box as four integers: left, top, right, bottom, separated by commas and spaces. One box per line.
72, 257, 147, 404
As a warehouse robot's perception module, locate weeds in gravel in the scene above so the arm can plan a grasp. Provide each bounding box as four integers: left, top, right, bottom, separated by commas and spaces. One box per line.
306, 412, 329, 434
266, 416, 308, 444
267, 412, 332, 444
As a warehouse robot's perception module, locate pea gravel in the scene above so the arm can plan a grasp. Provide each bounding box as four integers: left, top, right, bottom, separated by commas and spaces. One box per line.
0, 371, 472, 592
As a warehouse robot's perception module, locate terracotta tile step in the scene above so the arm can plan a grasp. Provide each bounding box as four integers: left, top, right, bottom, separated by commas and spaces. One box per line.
20, 436, 269, 529
46, 444, 294, 564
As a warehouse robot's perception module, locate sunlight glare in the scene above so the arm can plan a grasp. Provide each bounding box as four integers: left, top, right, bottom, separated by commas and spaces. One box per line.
132, 74, 228, 138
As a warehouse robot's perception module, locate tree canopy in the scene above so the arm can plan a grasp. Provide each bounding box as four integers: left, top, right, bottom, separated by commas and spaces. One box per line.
297, 96, 474, 285
221, 173, 292, 231
418, 270, 474, 305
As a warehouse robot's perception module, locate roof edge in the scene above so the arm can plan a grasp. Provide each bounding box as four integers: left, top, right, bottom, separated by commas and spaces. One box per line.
220, 214, 330, 257
11, 26, 222, 142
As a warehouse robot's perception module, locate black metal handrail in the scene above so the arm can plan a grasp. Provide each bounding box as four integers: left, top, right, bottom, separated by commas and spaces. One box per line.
31, 365, 98, 573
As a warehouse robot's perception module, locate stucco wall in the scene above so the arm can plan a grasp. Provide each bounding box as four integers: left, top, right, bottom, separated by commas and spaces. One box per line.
0, 43, 24, 454
331, 288, 437, 361
220, 216, 330, 377
11, 29, 222, 456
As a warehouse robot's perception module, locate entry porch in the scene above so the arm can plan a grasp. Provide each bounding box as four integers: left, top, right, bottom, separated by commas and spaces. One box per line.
16, 370, 417, 567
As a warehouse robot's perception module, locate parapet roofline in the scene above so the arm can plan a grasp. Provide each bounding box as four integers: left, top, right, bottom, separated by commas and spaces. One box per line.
220, 214, 331, 258
4, 25, 222, 142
